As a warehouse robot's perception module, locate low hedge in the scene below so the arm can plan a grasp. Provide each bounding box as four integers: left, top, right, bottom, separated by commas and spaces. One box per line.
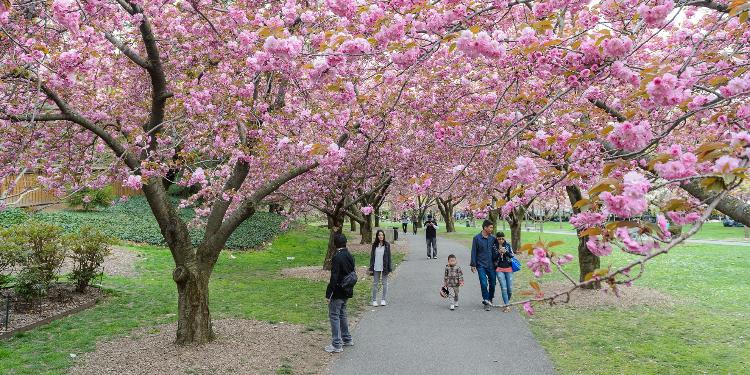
0, 197, 285, 249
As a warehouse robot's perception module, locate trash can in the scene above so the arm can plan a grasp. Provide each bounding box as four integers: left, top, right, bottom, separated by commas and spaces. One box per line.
392, 227, 399, 242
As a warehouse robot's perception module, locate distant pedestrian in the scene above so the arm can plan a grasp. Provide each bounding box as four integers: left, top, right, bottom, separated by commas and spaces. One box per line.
494, 232, 515, 312
411, 214, 418, 234
424, 215, 439, 259
325, 233, 355, 353
401, 215, 409, 233
369, 230, 392, 307
470, 220, 497, 311
443, 254, 464, 310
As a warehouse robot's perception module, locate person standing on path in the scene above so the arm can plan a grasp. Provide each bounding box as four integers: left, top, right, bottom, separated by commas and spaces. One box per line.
424, 215, 439, 259
411, 214, 418, 235
369, 230, 392, 307
443, 254, 464, 310
494, 232, 515, 312
325, 233, 355, 353
470, 220, 497, 311
401, 215, 409, 234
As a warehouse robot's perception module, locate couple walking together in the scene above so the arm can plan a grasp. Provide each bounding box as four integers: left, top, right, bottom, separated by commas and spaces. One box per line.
470, 220, 515, 312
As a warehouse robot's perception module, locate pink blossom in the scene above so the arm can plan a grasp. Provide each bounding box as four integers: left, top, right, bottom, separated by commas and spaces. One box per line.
52, 0, 80, 31
523, 302, 535, 315
731, 131, 750, 147
667, 211, 702, 225
714, 155, 740, 173
607, 120, 652, 152
187, 168, 207, 186
586, 236, 613, 256
646, 73, 685, 106
570, 212, 606, 229
602, 37, 633, 58
610, 61, 639, 86
654, 146, 697, 180
327, 0, 357, 18
361, 205, 374, 215
338, 38, 371, 55
263, 36, 303, 58
557, 254, 574, 265
637, 1, 674, 27
615, 227, 651, 254
527, 247, 552, 277
123, 175, 143, 190
456, 30, 505, 59
657, 214, 672, 238
719, 77, 750, 97
390, 47, 419, 67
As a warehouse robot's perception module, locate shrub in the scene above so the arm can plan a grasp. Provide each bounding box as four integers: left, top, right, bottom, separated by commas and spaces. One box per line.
14, 268, 48, 300
66, 187, 114, 211
0, 207, 29, 228
0, 229, 21, 288
65, 226, 113, 292
9, 221, 67, 293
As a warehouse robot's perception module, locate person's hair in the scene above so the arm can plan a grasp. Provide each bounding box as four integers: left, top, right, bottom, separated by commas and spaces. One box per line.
334, 233, 347, 248
448, 254, 456, 260
496, 232, 505, 238
482, 219, 494, 229
374, 230, 386, 246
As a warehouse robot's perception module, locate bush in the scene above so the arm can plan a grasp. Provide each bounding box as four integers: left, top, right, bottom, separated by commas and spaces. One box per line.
8, 221, 67, 295
0, 230, 22, 288
66, 187, 114, 211
65, 226, 113, 292
14, 268, 48, 300
0, 207, 29, 228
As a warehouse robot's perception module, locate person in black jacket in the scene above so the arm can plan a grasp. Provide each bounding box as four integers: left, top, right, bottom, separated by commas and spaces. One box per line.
493, 232, 515, 312
325, 233, 355, 353
424, 215, 439, 259
368, 230, 392, 307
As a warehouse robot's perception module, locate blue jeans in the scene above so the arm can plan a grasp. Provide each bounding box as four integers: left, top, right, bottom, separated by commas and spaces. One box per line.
328, 299, 352, 348
497, 271, 513, 305
476, 266, 496, 303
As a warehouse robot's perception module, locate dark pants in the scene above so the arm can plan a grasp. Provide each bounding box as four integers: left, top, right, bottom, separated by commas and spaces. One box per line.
412, 223, 417, 234
426, 237, 437, 258
328, 298, 352, 349
476, 266, 496, 303
402, 223, 408, 233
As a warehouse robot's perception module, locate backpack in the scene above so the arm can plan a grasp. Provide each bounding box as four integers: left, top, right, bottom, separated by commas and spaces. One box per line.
339, 270, 358, 290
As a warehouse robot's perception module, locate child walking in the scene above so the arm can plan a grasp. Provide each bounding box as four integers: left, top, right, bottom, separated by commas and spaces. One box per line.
443, 254, 464, 310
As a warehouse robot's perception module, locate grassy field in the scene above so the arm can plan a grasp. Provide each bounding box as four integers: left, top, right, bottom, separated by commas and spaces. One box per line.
0, 225, 397, 375
443, 230, 749, 375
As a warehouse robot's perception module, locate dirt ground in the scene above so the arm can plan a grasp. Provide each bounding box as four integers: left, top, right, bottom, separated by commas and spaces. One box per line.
1, 284, 104, 333
69, 319, 333, 375
534, 280, 678, 309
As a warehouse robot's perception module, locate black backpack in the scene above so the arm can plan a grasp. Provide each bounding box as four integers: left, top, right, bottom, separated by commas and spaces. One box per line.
339, 270, 358, 290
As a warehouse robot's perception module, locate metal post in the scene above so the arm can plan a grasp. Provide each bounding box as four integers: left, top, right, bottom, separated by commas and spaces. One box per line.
4, 295, 10, 330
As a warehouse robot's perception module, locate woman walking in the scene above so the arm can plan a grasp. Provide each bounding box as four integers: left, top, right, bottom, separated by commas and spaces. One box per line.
494, 232, 515, 312
369, 230, 392, 306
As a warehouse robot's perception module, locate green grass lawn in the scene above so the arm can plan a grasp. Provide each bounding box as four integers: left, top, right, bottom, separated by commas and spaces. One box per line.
0, 225, 395, 375
443, 230, 750, 375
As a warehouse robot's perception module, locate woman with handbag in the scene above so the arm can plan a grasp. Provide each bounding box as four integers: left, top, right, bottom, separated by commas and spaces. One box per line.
494, 232, 516, 312
369, 230, 392, 307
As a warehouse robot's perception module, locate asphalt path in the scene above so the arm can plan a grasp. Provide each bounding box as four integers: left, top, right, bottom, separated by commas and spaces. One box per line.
328, 232, 557, 375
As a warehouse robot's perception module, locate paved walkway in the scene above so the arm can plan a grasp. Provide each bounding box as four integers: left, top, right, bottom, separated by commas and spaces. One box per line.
329, 233, 556, 375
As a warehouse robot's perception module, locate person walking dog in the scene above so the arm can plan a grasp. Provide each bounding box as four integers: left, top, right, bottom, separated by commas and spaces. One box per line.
369, 230, 392, 307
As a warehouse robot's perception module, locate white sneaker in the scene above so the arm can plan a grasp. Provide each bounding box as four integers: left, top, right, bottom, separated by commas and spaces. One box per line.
372, 301, 378, 307
450, 304, 455, 310
454, 302, 459, 307
380, 300, 387, 306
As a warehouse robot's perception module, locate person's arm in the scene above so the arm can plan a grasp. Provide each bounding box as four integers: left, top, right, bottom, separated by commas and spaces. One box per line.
458, 267, 464, 285
470, 236, 478, 268
385, 243, 392, 274
368, 244, 375, 272
444, 266, 449, 286
507, 243, 515, 257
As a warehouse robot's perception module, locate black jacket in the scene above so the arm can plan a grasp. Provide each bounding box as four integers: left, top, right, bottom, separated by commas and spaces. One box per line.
493, 241, 515, 269
424, 219, 438, 238
326, 247, 355, 300
368, 241, 392, 274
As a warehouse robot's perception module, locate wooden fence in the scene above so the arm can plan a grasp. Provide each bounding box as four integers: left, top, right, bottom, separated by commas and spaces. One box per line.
1, 172, 140, 208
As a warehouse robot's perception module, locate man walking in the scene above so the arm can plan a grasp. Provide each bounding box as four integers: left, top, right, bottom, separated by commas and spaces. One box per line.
401, 214, 409, 234
325, 233, 355, 353
470, 220, 497, 311
424, 215, 439, 259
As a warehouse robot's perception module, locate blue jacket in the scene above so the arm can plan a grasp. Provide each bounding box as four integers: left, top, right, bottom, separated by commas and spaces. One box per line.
471, 233, 496, 268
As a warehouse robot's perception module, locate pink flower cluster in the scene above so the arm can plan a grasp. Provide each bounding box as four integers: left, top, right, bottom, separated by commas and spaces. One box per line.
557, 254, 575, 265
637, 1, 674, 27
263, 36, 303, 58
607, 120, 652, 152
646, 73, 686, 106
611, 61, 639, 86
187, 168, 207, 186
52, 0, 80, 31
600, 171, 650, 218
657, 214, 671, 238
456, 31, 505, 59
615, 227, 652, 254
326, 0, 356, 18
713, 155, 741, 174
338, 38, 371, 55
719, 77, 750, 97
602, 37, 633, 59
569, 212, 606, 229
361, 205, 374, 215
586, 236, 613, 256
653, 145, 697, 180
391, 47, 419, 67
666, 211, 701, 225
527, 248, 552, 277
123, 175, 143, 190
507, 156, 538, 185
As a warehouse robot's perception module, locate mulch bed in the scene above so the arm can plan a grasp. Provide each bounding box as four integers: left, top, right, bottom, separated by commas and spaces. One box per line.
0, 283, 104, 335
530, 280, 678, 309
69, 319, 333, 375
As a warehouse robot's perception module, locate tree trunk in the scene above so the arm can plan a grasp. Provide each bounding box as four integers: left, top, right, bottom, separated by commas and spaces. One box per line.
325, 214, 345, 270
566, 185, 600, 289
360, 214, 373, 244
173, 265, 213, 345
437, 198, 456, 233
350, 217, 357, 232
506, 207, 524, 252
374, 207, 380, 227
489, 208, 498, 225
